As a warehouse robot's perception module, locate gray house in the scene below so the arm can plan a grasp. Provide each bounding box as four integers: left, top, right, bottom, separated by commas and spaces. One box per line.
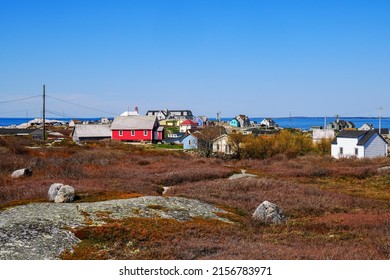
327, 119, 355, 130
331, 130, 388, 159
146, 109, 193, 120
72, 124, 112, 142
0, 128, 43, 140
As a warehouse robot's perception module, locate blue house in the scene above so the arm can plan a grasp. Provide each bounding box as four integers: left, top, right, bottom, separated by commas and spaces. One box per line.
194, 116, 208, 127
230, 118, 240, 127
181, 133, 199, 150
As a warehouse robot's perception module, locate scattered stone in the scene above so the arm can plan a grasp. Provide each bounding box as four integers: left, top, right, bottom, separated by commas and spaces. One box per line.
252, 201, 286, 224
54, 185, 75, 203
11, 168, 32, 179
49, 132, 64, 137
48, 183, 64, 202
48, 183, 75, 203
377, 166, 390, 174
162, 187, 171, 195
228, 171, 257, 180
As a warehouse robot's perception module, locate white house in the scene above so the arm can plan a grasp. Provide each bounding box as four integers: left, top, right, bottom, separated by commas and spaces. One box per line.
359, 123, 374, 131
331, 130, 388, 159
260, 118, 278, 128
120, 107, 140, 116
212, 134, 232, 155
179, 119, 198, 133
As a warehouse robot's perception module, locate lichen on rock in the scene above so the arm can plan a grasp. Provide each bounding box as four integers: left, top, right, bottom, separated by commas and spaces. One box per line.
0, 196, 230, 260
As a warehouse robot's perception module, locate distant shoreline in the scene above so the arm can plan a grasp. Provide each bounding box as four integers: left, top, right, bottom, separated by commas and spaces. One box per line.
1, 116, 389, 131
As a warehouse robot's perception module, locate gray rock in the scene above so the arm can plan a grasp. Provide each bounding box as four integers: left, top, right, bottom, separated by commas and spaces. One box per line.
0, 196, 231, 260
228, 169, 258, 180
48, 183, 64, 202
54, 185, 75, 203
11, 168, 32, 179
252, 201, 286, 224
378, 166, 390, 174
48, 183, 75, 203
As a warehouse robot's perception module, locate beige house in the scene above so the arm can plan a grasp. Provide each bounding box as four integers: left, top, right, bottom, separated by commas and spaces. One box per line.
212, 134, 233, 155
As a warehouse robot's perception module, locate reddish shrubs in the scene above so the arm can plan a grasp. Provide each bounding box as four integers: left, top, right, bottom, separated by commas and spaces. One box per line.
1, 138, 390, 259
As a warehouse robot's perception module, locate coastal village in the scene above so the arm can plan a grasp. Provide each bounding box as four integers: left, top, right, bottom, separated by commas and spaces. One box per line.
0, 107, 388, 159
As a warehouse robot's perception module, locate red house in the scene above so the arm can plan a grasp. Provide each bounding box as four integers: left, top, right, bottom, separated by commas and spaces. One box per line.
111, 115, 164, 142
179, 119, 198, 133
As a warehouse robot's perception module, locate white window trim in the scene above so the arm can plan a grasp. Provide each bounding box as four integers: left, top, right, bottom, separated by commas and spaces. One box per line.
119, 130, 123, 136
131, 130, 135, 136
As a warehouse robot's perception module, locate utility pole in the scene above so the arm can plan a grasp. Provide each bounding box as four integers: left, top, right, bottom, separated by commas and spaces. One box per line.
42, 84, 46, 140
324, 115, 327, 129
379, 107, 382, 133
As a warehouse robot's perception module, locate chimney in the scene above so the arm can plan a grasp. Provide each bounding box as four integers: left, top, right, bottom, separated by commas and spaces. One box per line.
135, 106, 139, 113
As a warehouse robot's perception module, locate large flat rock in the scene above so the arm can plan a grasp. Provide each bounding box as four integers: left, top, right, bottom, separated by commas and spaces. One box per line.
0, 196, 228, 260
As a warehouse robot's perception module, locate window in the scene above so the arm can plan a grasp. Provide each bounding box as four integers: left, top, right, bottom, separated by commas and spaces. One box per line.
339, 147, 343, 155
131, 130, 135, 136
216, 144, 220, 151
355, 148, 358, 156
119, 130, 123, 136
144, 130, 148, 136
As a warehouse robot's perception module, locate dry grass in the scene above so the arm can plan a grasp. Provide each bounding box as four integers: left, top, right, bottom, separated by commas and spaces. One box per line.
1, 136, 390, 259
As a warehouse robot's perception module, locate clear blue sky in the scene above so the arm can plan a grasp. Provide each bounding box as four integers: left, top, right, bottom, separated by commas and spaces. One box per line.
0, 0, 389, 118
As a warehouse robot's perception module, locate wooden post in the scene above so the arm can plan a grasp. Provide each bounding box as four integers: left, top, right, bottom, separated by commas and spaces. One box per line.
43, 84, 46, 140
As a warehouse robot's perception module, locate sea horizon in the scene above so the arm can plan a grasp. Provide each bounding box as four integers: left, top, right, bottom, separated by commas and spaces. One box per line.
1, 116, 389, 131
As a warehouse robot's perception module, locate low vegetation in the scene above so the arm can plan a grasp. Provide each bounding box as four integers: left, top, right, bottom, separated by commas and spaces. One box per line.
1, 135, 390, 259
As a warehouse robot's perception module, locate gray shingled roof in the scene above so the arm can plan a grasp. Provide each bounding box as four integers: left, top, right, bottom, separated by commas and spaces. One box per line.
111, 116, 157, 130
0, 128, 38, 135
331, 130, 388, 145
73, 124, 111, 138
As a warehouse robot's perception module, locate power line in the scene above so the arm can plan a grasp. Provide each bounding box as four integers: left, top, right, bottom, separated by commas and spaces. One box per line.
0, 95, 41, 104
46, 95, 117, 116
46, 110, 77, 119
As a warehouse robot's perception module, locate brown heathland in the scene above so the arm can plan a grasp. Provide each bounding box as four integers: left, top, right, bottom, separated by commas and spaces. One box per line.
1, 136, 389, 259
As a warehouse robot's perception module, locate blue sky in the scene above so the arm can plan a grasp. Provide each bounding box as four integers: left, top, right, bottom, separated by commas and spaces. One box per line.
0, 0, 389, 118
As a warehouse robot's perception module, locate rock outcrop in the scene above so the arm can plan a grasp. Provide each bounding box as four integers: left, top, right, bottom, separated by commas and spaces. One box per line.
252, 201, 286, 224
0, 196, 230, 260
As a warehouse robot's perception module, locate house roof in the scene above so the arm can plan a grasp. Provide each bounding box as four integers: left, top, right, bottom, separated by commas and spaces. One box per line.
212, 134, 230, 142
120, 111, 140, 116
180, 119, 198, 126
73, 124, 111, 138
375, 128, 389, 135
111, 116, 157, 130
331, 119, 355, 127
331, 130, 388, 145
0, 128, 39, 135
196, 116, 208, 122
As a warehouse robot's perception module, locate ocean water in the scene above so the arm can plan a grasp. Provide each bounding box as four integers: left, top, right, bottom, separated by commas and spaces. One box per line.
221, 117, 390, 131
1, 117, 389, 131
0, 117, 100, 127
